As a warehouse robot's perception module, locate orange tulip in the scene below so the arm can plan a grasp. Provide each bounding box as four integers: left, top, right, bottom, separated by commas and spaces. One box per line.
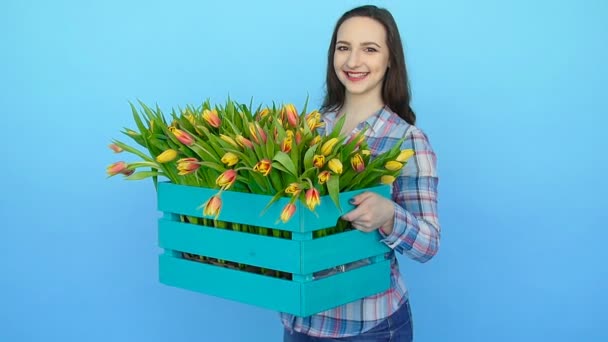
177, 158, 200, 175
295, 130, 302, 145
248, 122, 267, 144
236, 135, 254, 149
216, 169, 237, 190
280, 203, 297, 223
170, 127, 195, 146
253, 159, 272, 176
282, 104, 298, 127
203, 195, 222, 219
108, 143, 123, 153
313, 154, 325, 168
351, 154, 365, 173
202, 109, 221, 128
305, 187, 320, 211
106, 161, 129, 176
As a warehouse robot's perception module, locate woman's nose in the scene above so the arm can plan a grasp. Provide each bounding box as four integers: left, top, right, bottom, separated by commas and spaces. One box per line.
346, 51, 361, 68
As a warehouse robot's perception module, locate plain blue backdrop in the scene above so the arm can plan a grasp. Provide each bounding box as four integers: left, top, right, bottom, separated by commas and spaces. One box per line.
1, 0, 606, 341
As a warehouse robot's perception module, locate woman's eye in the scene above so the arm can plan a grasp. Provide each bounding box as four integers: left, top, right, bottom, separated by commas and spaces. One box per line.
365, 47, 377, 53
336, 46, 348, 51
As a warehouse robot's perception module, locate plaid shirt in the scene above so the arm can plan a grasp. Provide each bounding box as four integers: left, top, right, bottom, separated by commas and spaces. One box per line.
280, 106, 441, 338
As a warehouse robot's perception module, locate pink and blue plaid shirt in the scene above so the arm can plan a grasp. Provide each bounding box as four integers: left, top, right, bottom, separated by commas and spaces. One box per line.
280, 106, 441, 338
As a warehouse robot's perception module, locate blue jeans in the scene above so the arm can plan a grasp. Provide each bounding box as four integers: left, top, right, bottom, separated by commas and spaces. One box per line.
283, 300, 413, 342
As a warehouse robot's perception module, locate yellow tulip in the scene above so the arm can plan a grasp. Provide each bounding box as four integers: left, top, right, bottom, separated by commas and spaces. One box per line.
385, 161, 404, 171
381, 175, 396, 184
313, 154, 325, 168
320, 138, 338, 156
220, 152, 239, 167
328, 158, 343, 174
396, 149, 415, 163
220, 134, 238, 148
351, 154, 365, 173
285, 183, 303, 196
156, 149, 178, 163
216, 169, 237, 190
253, 159, 272, 176
318, 171, 331, 184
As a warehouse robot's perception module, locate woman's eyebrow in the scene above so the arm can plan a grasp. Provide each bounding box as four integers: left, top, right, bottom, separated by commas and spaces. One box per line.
336, 40, 382, 48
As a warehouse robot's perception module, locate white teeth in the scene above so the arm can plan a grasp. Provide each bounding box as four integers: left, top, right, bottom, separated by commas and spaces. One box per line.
347, 72, 368, 78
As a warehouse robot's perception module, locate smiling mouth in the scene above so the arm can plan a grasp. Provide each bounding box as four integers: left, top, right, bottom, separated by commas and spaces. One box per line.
344, 71, 369, 81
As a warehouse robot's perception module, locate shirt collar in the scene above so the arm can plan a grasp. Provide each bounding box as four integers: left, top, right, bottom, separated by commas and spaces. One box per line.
322, 105, 392, 136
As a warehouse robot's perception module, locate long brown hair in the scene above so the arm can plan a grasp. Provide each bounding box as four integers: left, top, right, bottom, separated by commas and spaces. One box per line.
321, 5, 416, 125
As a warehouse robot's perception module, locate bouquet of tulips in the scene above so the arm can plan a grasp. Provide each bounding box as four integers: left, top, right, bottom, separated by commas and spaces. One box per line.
107, 98, 413, 274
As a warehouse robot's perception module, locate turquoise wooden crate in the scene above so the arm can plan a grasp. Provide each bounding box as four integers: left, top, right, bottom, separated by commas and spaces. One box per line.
157, 182, 392, 317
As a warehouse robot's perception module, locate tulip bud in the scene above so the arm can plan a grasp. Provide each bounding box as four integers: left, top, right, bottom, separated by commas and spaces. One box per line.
305, 188, 321, 211
156, 149, 178, 163
216, 169, 237, 190
385, 161, 404, 171
281, 136, 293, 153
318, 171, 331, 184
328, 159, 343, 174
253, 159, 272, 176
184, 113, 197, 127
313, 154, 325, 168
177, 158, 200, 175
258, 108, 270, 119
203, 195, 222, 219
381, 175, 396, 184
202, 109, 221, 128
282, 104, 298, 127
295, 130, 303, 145
236, 135, 254, 149
106, 161, 128, 176
284, 183, 303, 196
351, 154, 365, 173
170, 127, 195, 146
220, 152, 239, 167
306, 111, 324, 131
220, 134, 239, 148
309, 135, 322, 146
320, 138, 338, 156
396, 149, 415, 163
280, 203, 297, 223
108, 143, 123, 153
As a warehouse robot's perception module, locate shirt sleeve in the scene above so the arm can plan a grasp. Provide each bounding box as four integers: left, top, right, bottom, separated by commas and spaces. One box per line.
379, 127, 441, 263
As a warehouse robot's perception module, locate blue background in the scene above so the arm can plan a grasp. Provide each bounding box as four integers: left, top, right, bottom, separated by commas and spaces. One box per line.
1, 0, 606, 341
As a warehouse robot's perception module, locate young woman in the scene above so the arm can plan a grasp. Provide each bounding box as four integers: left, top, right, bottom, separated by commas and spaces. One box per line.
281, 5, 441, 342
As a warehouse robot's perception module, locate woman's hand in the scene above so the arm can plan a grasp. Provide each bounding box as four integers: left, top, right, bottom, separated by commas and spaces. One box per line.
341, 192, 395, 234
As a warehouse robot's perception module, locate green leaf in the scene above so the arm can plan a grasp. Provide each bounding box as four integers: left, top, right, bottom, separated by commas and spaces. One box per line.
199, 161, 226, 173
273, 151, 298, 177
327, 173, 341, 212
125, 171, 162, 180
303, 145, 316, 170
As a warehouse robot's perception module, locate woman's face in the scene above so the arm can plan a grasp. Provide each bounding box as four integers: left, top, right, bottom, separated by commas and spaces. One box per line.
333, 16, 390, 99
